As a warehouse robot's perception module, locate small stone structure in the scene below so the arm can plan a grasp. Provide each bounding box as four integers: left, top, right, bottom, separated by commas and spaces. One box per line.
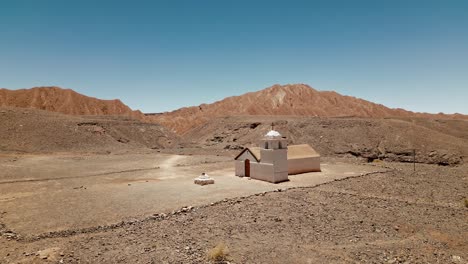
194, 173, 214, 185
234, 130, 321, 183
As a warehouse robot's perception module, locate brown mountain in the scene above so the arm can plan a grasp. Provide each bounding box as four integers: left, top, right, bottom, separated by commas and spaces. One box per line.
0, 86, 144, 119
147, 83, 467, 134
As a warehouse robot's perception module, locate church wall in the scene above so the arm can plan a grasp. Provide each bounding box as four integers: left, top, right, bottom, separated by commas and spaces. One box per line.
250, 163, 288, 183
261, 149, 287, 172
273, 171, 289, 183
234, 160, 245, 176
236, 151, 257, 162
235, 150, 258, 177
268, 140, 279, 149
275, 150, 288, 173
250, 163, 274, 182
288, 157, 321, 175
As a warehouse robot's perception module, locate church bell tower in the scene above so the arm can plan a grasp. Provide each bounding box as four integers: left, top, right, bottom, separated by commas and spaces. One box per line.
255, 126, 289, 183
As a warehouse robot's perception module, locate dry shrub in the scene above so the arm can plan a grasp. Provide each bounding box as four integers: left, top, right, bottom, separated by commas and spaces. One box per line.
464, 199, 468, 208
207, 242, 229, 262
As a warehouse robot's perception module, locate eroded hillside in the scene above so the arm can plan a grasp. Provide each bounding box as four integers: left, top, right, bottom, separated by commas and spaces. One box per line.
181, 116, 468, 165
148, 84, 467, 134
0, 107, 178, 153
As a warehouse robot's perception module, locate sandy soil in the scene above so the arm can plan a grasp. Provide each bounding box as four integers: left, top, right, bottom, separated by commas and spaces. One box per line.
0, 153, 381, 236
0, 160, 466, 263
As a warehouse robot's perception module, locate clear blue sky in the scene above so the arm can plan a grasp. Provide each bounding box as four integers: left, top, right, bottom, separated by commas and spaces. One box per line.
1, 0, 467, 114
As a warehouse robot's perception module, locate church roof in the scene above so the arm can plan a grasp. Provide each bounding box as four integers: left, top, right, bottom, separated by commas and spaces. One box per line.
234, 144, 320, 161
287, 144, 320, 159
249, 147, 262, 161
234, 147, 261, 162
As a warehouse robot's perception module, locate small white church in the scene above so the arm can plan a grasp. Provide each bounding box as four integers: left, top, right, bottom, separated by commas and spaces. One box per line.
234, 130, 321, 183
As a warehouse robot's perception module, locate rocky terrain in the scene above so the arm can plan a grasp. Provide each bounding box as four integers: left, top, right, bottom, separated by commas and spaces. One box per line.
147, 84, 467, 134
1, 106, 466, 166
0, 87, 144, 119
0, 107, 177, 153
0, 85, 467, 263
182, 116, 468, 166
2, 106, 466, 165
1, 161, 466, 263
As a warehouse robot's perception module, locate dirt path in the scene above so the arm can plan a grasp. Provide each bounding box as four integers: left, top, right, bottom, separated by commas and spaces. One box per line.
157, 155, 185, 180
160, 155, 184, 169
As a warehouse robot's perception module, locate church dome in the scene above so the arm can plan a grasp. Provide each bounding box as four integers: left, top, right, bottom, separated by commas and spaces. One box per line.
265, 130, 282, 138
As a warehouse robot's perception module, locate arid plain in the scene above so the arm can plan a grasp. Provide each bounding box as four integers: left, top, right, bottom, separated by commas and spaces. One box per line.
0, 85, 467, 263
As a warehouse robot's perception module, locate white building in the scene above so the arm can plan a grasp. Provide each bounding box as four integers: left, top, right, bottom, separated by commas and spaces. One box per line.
234, 130, 321, 183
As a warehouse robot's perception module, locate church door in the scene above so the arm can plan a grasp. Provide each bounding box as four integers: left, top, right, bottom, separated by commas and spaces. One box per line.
245, 159, 250, 177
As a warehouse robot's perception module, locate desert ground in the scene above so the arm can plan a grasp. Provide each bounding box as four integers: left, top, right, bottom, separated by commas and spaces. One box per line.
0, 107, 467, 263
0, 155, 466, 264
0, 152, 383, 236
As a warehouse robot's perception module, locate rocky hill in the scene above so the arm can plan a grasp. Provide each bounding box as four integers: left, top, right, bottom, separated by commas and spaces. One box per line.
147, 84, 466, 134
0, 107, 178, 153
0, 86, 144, 119
181, 116, 468, 165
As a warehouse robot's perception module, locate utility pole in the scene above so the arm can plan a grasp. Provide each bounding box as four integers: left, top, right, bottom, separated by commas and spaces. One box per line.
411, 118, 416, 173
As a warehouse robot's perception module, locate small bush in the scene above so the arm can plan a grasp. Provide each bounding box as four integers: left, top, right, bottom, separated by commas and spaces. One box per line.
207, 242, 229, 262
464, 199, 468, 208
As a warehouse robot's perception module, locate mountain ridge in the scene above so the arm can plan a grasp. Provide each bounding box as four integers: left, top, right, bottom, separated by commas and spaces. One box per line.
1, 84, 466, 135
0, 86, 144, 119
147, 83, 467, 134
